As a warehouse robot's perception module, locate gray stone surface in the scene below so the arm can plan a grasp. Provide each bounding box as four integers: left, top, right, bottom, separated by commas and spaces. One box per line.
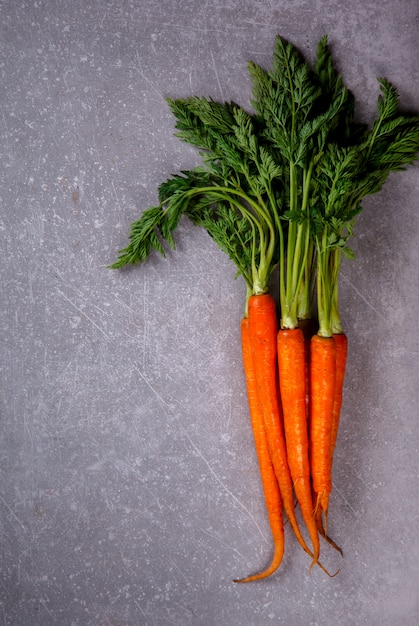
1, 1, 418, 624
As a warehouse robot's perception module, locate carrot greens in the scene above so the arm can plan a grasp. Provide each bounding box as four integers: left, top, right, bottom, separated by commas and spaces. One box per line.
110, 94, 286, 303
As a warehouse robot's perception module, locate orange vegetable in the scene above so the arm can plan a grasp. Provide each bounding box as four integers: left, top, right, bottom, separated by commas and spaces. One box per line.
234, 317, 284, 583
298, 318, 318, 423
330, 333, 348, 465
277, 327, 320, 569
312, 332, 347, 554
247, 295, 313, 559
309, 334, 337, 532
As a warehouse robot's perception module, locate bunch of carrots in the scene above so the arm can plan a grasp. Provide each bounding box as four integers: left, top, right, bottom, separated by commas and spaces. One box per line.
110, 35, 419, 581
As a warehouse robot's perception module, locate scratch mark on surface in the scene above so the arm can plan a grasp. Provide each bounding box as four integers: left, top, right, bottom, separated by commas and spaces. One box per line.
111, 180, 120, 206
56, 289, 109, 338
180, 425, 268, 543
0, 495, 25, 530
340, 272, 386, 320
28, 269, 35, 305
86, 85, 102, 130
332, 483, 380, 542
139, 478, 164, 516
113, 294, 136, 316
142, 278, 149, 370
39, 599, 54, 620
200, 526, 246, 561
210, 50, 224, 101
169, 558, 191, 585
100, 10, 107, 28
344, 562, 379, 607
43, 255, 84, 295
132, 365, 169, 410
134, 601, 147, 620
133, 55, 164, 100
163, 613, 179, 626
348, 463, 375, 496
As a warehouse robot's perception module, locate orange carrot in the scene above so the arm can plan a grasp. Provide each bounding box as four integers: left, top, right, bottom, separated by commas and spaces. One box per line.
309, 334, 337, 532
330, 333, 348, 465
312, 332, 347, 553
277, 327, 320, 570
298, 318, 318, 423
246, 295, 313, 560
299, 322, 342, 555
234, 317, 284, 583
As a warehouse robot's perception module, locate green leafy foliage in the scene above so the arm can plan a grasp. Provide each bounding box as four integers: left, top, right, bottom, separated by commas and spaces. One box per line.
361, 79, 419, 174
111, 33, 419, 321
312, 75, 419, 255
249, 35, 353, 167
187, 200, 255, 287
109, 206, 171, 269
110, 167, 270, 290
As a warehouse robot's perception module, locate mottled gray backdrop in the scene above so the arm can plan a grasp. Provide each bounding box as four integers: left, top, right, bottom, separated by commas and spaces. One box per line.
1, 1, 418, 624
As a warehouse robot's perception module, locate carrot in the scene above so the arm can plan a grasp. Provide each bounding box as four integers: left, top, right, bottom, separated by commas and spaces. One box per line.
309, 334, 337, 532
330, 332, 348, 465
233, 317, 284, 583
240, 298, 336, 578
312, 332, 347, 551
298, 318, 318, 423
277, 327, 320, 570
246, 294, 315, 561
299, 319, 342, 556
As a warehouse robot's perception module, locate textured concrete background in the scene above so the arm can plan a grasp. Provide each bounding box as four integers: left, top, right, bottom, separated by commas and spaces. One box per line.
1, 1, 418, 624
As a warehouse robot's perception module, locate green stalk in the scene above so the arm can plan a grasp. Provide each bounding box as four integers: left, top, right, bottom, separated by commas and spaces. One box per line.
243, 282, 254, 319
281, 162, 298, 328
297, 161, 315, 321
184, 184, 276, 295
281, 160, 314, 329
297, 236, 314, 321
316, 230, 333, 338
330, 247, 343, 334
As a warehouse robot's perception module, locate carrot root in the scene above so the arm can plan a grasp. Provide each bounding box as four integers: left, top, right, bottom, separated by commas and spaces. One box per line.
310, 334, 337, 532
236, 316, 284, 582
298, 318, 319, 422
247, 296, 320, 565
233, 542, 284, 583
331, 332, 348, 464
277, 327, 321, 571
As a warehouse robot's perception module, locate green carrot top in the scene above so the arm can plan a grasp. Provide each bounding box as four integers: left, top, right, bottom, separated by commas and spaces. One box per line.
110, 35, 419, 327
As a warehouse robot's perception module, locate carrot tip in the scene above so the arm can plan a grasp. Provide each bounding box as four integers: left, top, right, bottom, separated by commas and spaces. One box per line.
232, 548, 284, 584
233, 573, 273, 584
313, 492, 321, 516
323, 511, 329, 537
308, 558, 340, 578
327, 566, 341, 578
233, 578, 252, 584
232, 562, 282, 583
318, 525, 343, 557
315, 500, 343, 557
308, 557, 318, 575
323, 532, 342, 557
